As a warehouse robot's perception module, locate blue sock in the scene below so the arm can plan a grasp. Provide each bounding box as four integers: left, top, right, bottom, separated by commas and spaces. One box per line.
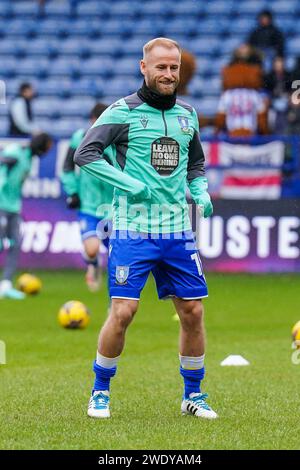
93, 361, 116, 393
180, 366, 205, 399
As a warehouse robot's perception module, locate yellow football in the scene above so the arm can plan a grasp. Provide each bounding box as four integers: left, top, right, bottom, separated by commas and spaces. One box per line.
17, 273, 42, 295
292, 320, 300, 348
58, 300, 90, 329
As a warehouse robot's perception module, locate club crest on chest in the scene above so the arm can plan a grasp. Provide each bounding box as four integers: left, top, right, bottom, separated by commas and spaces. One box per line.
177, 116, 192, 134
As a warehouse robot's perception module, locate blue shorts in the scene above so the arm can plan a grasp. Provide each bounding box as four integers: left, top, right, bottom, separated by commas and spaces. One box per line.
108, 230, 208, 300
78, 212, 111, 249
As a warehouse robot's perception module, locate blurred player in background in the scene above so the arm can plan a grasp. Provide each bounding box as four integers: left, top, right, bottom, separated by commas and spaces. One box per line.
75, 38, 217, 420
0, 133, 52, 299
60, 103, 114, 291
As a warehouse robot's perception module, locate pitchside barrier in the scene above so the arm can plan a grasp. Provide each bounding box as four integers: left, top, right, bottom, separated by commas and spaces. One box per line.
0, 137, 299, 273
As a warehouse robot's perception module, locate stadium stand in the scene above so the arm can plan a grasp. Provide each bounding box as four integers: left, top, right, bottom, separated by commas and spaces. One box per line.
0, 0, 299, 137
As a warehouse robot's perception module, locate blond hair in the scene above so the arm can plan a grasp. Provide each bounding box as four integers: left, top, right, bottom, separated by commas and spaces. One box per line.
143, 37, 181, 59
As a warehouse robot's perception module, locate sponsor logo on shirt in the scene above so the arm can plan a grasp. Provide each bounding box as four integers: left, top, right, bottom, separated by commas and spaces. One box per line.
151, 137, 179, 176
140, 114, 149, 129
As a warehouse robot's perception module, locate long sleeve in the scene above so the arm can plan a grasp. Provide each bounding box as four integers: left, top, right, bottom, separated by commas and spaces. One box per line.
60, 146, 79, 196
78, 158, 148, 197
188, 176, 209, 205
188, 170, 213, 218
186, 110, 207, 204
187, 130, 205, 184
0, 156, 18, 192
185, 110, 212, 217
74, 108, 149, 198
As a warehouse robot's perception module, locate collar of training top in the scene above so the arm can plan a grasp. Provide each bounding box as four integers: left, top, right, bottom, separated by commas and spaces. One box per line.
137, 81, 177, 111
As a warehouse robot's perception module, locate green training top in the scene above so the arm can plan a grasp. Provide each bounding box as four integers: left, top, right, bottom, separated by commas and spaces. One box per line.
60, 128, 114, 219
0, 144, 32, 214
74, 94, 208, 233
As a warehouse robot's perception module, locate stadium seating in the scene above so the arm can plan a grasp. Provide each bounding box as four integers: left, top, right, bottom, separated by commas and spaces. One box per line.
0, 0, 299, 137
11, 2, 39, 17
77, 1, 111, 18
44, 1, 72, 16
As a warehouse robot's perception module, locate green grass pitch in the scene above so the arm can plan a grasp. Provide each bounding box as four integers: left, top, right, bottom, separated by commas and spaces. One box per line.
0, 271, 299, 450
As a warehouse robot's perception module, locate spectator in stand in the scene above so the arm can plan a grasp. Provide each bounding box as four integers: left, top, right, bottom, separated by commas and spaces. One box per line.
215, 45, 268, 137
8, 83, 37, 137
248, 10, 285, 69
286, 93, 300, 135
264, 57, 291, 134
289, 56, 300, 86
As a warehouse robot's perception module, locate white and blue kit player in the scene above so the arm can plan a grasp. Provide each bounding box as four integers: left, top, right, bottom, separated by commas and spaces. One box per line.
75, 38, 218, 419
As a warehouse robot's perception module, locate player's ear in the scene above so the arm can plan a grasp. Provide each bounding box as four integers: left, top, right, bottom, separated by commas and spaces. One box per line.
140, 59, 146, 77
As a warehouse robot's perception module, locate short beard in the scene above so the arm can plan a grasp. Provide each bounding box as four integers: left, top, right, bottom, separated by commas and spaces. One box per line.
148, 78, 177, 96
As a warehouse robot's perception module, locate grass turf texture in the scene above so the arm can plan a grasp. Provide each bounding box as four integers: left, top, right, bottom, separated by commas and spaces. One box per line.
0, 271, 299, 450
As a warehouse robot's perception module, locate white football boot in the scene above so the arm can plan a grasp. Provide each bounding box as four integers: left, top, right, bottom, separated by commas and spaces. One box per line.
181, 392, 218, 419
0, 280, 25, 300
88, 390, 110, 418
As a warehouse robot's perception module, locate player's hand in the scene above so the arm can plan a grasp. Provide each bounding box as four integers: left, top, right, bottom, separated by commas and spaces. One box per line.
196, 192, 213, 218
130, 185, 151, 203
66, 193, 80, 209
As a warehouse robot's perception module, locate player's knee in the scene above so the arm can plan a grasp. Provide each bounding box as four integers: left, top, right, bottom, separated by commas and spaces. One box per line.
179, 300, 204, 329
111, 299, 138, 330
84, 238, 99, 259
